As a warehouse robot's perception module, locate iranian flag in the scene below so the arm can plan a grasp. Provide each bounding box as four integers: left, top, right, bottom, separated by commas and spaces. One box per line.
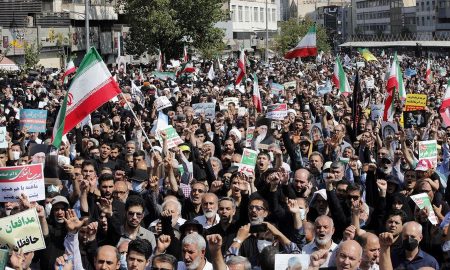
332, 56, 351, 96
183, 46, 189, 62
176, 62, 196, 77
426, 58, 433, 83
440, 79, 450, 127
52, 48, 121, 148
397, 61, 406, 101
284, 26, 317, 59
235, 50, 246, 85
253, 73, 262, 113
61, 60, 76, 84
384, 53, 400, 121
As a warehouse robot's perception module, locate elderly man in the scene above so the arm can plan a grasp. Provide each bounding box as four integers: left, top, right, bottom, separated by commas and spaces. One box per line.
357, 232, 380, 270
379, 221, 439, 270
194, 193, 220, 229
152, 254, 178, 270
302, 215, 338, 268
309, 240, 362, 270
177, 232, 213, 270
94, 245, 120, 270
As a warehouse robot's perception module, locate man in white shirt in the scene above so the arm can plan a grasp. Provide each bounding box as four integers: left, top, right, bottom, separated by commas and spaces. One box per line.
177, 232, 213, 270
302, 215, 338, 268
194, 193, 220, 229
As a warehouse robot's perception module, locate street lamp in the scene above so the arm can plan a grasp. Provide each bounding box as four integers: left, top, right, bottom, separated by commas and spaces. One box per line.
62, 1, 89, 53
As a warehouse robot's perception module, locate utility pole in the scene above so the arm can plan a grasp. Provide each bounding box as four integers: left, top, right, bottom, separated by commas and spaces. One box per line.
265, 0, 268, 62
85, 0, 90, 52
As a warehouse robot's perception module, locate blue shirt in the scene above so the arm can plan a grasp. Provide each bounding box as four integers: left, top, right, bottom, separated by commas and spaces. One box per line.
391, 248, 439, 270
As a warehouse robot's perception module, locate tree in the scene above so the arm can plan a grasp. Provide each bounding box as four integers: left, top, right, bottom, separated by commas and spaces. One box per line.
120, 0, 226, 60
22, 41, 41, 71
274, 19, 330, 56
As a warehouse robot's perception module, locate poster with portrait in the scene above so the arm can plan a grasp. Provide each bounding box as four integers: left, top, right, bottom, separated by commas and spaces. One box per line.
275, 254, 310, 270
403, 110, 427, 128
381, 121, 398, 140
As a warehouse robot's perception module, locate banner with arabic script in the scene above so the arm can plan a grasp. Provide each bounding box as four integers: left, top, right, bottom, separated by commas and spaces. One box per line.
0, 164, 45, 202
0, 208, 46, 252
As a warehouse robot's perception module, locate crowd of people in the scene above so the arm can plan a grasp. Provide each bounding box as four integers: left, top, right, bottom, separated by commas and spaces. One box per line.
0, 49, 449, 270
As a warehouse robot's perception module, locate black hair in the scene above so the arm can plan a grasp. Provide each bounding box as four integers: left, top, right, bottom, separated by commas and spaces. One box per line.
152, 254, 177, 270
125, 195, 145, 211
98, 173, 114, 185
386, 209, 407, 224
128, 238, 153, 260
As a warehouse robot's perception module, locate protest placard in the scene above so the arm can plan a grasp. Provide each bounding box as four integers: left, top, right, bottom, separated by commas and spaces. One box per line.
370, 104, 384, 121
419, 140, 438, 167
0, 208, 46, 252
271, 83, 284, 96
356, 61, 365, 68
0, 127, 7, 148
0, 249, 7, 270
403, 110, 427, 128
19, 109, 47, 133
238, 149, 258, 177
156, 125, 183, 149
381, 122, 398, 140
266, 104, 288, 120
0, 164, 45, 202
192, 103, 216, 120
410, 193, 438, 225
283, 81, 296, 89
405, 94, 427, 111
151, 71, 176, 80
223, 97, 239, 107
274, 254, 310, 270
245, 126, 255, 148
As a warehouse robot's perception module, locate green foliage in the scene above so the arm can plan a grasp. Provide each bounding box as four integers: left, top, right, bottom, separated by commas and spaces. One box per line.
122, 0, 226, 59
23, 41, 41, 71
274, 19, 330, 55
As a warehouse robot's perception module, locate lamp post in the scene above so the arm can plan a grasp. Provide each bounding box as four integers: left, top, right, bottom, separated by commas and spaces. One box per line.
85, 0, 89, 53
265, 0, 269, 62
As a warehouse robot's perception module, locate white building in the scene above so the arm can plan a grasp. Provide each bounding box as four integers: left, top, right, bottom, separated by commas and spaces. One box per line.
216, 0, 278, 54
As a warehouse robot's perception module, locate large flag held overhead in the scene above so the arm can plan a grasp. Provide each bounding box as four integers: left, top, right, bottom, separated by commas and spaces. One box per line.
332, 56, 351, 96
358, 48, 378, 62
176, 62, 196, 77
397, 60, 406, 101
235, 50, 246, 85
426, 58, 433, 83
253, 73, 262, 113
61, 60, 76, 83
440, 79, 450, 127
384, 53, 400, 121
284, 26, 317, 59
52, 48, 122, 148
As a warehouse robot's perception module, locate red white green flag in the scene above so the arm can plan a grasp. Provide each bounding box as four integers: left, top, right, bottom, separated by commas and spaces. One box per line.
61, 60, 76, 84
332, 56, 351, 96
440, 79, 450, 127
426, 58, 433, 84
176, 62, 196, 77
384, 53, 400, 121
183, 46, 189, 62
284, 26, 317, 59
52, 47, 121, 148
253, 73, 262, 113
235, 50, 246, 85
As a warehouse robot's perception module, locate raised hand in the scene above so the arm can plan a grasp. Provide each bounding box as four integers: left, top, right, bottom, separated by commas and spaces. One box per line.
86, 221, 98, 242
309, 249, 328, 268
156, 234, 171, 254
206, 234, 223, 254
379, 232, 394, 249
54, 254, 73, 270
287, 199, 301, 214
343, 225, 356, 241
96, 198, 113, 217
63, 209, 84, 233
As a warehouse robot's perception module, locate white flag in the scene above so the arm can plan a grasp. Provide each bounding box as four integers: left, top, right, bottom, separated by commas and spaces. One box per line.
208, 65, 215, 81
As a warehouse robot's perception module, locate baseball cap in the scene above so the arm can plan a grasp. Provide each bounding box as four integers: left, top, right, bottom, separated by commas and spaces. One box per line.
52, 195, 69, 206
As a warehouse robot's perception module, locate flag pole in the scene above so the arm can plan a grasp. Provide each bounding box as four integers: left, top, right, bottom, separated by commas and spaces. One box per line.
120, 92, 154, 151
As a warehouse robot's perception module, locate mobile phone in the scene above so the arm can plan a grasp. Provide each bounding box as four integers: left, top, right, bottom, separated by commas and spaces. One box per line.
250, 223, 267, 233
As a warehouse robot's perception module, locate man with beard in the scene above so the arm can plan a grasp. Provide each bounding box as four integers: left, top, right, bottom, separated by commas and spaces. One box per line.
308, 152, 324, 186
182, 181, 206, 220
302, 215, 338, 268
289, 168, 314, 199
194, 193, 220, 229
379, 221, 439, 269
357, 232, 381, 270
206, 197, 241, 253
96, 142, 117, 174
120, 195, 156, 250
178, 232, 213, 270
383, 209, 407, 250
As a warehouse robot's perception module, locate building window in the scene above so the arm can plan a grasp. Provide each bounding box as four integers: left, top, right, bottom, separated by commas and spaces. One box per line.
254, 7, 258, 22
245, 6, 249, 22
238, 6, 243, 22
260, 7, 264, 22
272, 8, 276, 22
231, 5, 236, 22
